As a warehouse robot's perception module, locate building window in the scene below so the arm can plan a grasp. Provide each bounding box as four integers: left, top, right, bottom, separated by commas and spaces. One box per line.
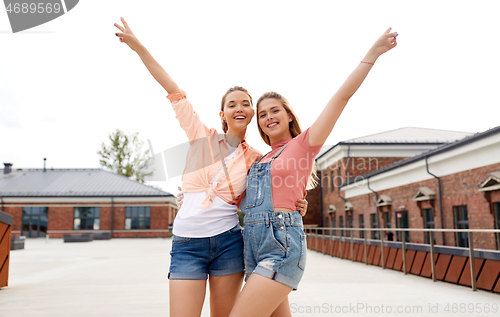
495, 203, 500, 250
370, 213, 378, 239
74, 207, 100, 230
384, 212, 391, 228
22, 207, 48, 237
424, 208, 435, 244
330, 171, 334, 192
323, 172, 328, 194
339, 216, 344, 237
125, 206, 151, 230
453, 205, 469, 248
337, 168, 341, 186
395, 210, 409, 242
332, 216, 336, 236
359, 214, 365, 238
347, 214, 353, 237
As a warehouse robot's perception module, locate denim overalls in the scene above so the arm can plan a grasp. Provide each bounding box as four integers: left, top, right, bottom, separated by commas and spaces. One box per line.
240, 144, 307, 290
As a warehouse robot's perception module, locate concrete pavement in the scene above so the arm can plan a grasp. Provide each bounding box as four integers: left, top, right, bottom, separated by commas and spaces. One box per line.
0, 238, 498, 316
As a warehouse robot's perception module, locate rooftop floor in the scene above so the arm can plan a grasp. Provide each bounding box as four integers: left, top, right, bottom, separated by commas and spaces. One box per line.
1, 238, 498, 317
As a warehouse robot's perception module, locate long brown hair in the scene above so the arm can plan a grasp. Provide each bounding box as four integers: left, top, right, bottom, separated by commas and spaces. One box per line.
256, 91, 319, 190
220, 86, 253, 133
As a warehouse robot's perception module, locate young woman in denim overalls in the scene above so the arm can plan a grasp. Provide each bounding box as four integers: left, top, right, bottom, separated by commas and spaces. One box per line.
229, 28, 398, 317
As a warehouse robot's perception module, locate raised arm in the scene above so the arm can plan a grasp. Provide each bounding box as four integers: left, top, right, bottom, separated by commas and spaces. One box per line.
114, 17, 179, 94
309, 28, 398, 147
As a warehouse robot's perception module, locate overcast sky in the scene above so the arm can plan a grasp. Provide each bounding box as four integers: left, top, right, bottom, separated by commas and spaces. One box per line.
1, 0, 499, 195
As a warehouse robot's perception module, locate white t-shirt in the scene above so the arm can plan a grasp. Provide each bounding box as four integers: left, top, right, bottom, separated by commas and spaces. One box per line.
173, 144, 240, 238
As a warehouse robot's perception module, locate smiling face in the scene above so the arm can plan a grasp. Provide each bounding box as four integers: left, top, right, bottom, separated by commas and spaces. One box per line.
220, 90, 254, 138
257, 98, 293, 144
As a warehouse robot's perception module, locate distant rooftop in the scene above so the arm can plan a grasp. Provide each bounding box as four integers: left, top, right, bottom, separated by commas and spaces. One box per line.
0, 168, 172, 197
317, 127, 474, 159
341, 125, 500, 187
341, 127, 474, 144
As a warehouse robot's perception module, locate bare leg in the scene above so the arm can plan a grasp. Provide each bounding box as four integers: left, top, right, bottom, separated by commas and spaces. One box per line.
209, 272, 244, 317
229, 274, 292, 317
169, 279, 207, 317
270, 297, 292, 317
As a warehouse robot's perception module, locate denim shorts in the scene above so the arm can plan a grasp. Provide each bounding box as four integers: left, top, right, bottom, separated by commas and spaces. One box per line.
243, 211, 306, 290
168, 224, 244, 280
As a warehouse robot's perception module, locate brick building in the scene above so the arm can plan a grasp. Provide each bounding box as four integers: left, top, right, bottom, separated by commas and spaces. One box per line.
310, 126, 500, 250
0, 165, 177, 238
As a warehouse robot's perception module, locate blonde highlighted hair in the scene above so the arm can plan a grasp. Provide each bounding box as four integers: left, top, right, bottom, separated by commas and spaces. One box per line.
256, 91, 319, 190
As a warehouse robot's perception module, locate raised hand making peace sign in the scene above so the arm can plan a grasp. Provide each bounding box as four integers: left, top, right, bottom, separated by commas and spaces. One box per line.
114, 17, 142, 52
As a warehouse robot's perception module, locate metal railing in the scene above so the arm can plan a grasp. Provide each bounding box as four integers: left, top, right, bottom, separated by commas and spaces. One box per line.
303, 227, 500, 292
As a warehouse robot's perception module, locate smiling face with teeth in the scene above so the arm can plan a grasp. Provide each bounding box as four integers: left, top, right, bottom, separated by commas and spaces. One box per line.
220, 90, 254, 142
257, 98, 294, 145
256, 92, 302, 146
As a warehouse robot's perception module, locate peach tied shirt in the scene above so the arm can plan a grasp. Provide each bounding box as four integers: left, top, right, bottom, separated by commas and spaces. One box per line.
167, 90, 262, 209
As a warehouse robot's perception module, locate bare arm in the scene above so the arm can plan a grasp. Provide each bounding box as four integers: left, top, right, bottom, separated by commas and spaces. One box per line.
114, 17, 179, 94
309, 28, 398, 147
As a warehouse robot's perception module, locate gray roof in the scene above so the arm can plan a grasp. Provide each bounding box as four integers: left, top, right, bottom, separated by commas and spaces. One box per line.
0, 168, 172, 197
317, 127, 474, 159
316, 145, 334, 158
341, 125, 500, 187
341, 127, 474, 144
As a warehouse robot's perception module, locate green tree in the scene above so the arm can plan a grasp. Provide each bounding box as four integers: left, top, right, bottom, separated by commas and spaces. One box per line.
237, 211, 245, 227
97, 129, 153, 183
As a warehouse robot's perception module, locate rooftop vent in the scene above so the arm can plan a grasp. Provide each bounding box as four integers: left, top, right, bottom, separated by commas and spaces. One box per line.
3, 163, 13, 174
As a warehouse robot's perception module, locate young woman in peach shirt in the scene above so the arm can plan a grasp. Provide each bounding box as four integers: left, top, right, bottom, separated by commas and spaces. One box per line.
114, 18, 308, 317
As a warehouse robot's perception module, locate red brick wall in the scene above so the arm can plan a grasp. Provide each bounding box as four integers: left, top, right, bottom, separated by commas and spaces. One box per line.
48, 206, 74, 231
112, 231, 170, 238
321, 157, 407, 182
3, 207, 22, 232
318, 156, 407, 233
438, 164, 500, 249
339, 162, 500, 250
113, 206, 126, 231
2, 201, 173, 238
151, 205, 169, 230
344, 157, 408, 179
346, 193, 379, 238
99, 206, 111, 230
491, 190, 500, 203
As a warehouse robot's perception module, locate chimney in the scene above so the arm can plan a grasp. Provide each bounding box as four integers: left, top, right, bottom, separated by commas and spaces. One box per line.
44, 157, 46, 172
3, 163, 13, 174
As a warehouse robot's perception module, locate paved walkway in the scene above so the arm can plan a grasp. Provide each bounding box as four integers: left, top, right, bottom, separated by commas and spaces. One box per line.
1, 238, 498, 317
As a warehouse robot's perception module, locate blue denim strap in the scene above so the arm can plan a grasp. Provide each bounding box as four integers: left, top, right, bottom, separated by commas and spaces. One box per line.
255, 150, 272, 165
254, 143, 288, 165
270, 144, 287, 162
